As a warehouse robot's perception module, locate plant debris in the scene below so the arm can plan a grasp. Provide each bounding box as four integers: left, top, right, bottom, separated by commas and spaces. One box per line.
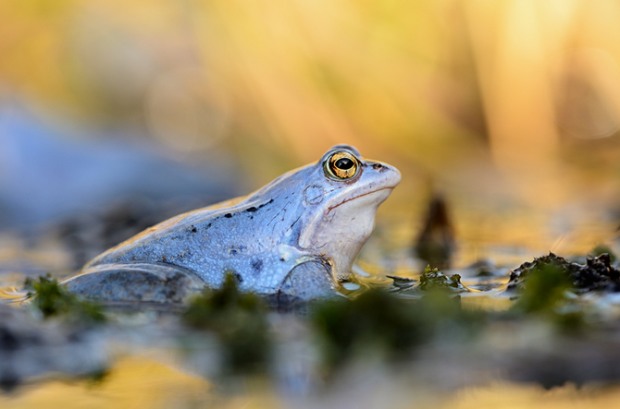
386, 275, 416, 290
507, 252, 620, 293
418, 266, 467, 292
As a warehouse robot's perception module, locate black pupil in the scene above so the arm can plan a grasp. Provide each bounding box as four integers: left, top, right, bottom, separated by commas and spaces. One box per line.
334, 157, 354, 170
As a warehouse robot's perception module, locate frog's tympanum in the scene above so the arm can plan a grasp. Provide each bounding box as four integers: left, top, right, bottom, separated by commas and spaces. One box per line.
65, 145, 400, 305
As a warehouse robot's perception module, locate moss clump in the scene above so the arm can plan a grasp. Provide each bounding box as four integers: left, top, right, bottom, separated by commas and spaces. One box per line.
182, 273, 271, 375
311, 287, 484, 371
25, 275, 106, 325
509, 263, 585, 333
312, 290, 426, 369
511, 264, 573, 314
418, 266, 464, 291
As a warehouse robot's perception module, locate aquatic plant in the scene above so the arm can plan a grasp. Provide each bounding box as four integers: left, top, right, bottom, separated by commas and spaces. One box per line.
311, 286, 484, 371
508, 261, 585, 333
182, 273, 271, 375
510, 263, 573, 314
418, 265, 465, 291
24, 275, 106, 325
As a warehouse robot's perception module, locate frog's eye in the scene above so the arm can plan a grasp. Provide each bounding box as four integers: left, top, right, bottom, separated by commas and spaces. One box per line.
324, 151, 360, 180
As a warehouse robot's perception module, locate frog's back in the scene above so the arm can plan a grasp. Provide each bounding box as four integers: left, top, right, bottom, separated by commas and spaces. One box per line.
67, 177, 329, 304
87, 203, 239, 268
84, 186, 309, 292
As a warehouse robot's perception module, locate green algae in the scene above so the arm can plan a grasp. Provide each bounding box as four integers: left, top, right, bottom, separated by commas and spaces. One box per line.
24, 275, 106, 325
418, 266, 465, 291
311, 287, 484, 371
182, 273, 271, 375
508, 262, 586, 333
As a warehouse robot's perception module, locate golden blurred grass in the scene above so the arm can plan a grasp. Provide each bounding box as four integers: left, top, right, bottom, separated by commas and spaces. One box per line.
0, 0, 619, 248
2, 2, 618, 155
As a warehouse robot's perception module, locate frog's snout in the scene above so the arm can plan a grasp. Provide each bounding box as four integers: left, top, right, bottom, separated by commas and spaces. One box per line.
371, 161, 401, 189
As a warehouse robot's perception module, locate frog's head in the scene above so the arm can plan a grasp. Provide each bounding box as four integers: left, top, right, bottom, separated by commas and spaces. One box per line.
294, 145, 401, 281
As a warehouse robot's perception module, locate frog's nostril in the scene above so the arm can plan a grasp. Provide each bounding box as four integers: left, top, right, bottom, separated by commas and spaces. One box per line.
372, 163, 385, 171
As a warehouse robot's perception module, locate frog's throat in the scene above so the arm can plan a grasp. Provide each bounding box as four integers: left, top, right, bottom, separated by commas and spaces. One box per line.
297, 187, 393, 279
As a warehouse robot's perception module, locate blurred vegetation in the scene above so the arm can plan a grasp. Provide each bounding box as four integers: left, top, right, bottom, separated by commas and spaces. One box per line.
312, 250, 620, 372
17, 259, 616, 381
25, 275, 107, 325
590, 244, 617, 263
510, 264, 573, 315
509, 262, 585, 333
182, 273, 271, 375
414, 195, 455, 269
311, 286, 485, 371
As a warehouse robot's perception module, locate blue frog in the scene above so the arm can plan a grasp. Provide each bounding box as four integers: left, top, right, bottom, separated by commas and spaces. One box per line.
65, 145, 400, 305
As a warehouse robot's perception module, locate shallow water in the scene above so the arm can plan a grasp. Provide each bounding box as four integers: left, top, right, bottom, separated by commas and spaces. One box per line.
2, 206, 620, 408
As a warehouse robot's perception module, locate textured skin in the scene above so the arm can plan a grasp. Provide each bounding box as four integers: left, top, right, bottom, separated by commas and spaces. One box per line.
64, 263, 205, 305
65, 145, 400, 303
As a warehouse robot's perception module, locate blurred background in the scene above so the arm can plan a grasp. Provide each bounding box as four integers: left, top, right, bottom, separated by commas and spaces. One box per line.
1, 0, 619, 270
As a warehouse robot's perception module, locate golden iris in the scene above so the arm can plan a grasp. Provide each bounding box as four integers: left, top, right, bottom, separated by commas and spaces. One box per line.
325, 151, 360, 180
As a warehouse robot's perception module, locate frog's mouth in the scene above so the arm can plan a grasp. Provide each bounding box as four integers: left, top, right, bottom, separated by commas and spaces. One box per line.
327, 187, 394, 212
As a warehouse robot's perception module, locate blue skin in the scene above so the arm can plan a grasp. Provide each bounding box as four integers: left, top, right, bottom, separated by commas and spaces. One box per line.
65, 145, 401, 304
